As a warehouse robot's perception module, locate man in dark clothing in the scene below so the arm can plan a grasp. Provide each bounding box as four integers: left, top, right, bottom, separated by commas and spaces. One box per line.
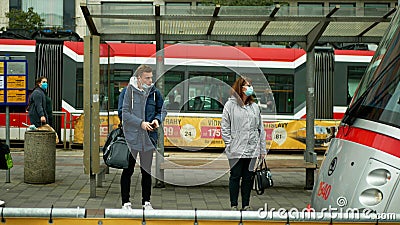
118, 87, 127, 121
28, 77, 49, 127
120, 65, 166, 210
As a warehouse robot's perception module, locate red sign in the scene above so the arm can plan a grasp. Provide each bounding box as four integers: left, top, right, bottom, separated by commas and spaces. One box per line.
317, 181, 332, 200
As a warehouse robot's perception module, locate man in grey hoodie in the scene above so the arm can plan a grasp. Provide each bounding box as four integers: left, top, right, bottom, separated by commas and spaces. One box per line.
121, 65, 166, 210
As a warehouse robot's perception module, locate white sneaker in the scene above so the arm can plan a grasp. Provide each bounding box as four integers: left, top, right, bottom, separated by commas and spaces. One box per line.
142, 201, 153, 210
122, 202, 132, 210
0, 200, 4, 207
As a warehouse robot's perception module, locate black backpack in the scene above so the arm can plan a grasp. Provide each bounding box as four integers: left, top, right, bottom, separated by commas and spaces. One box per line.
102, 127, 130, 169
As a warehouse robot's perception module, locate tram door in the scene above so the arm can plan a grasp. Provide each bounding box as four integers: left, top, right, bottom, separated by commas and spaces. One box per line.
36, 41, 63, 141
315, 48, 334, 119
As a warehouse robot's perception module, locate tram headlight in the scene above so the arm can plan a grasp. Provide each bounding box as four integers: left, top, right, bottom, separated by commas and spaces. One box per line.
366, 169, 391, 186
359, 189, 383, 206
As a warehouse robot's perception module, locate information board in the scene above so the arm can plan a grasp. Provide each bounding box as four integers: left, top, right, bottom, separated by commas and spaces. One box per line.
0, 59, 28, 106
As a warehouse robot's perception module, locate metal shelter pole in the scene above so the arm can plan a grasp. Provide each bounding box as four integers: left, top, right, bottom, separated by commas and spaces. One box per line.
83, 35, 100, 198
154, 4, 166, 188
5, 106, 11, 183
304, 49, 317, 190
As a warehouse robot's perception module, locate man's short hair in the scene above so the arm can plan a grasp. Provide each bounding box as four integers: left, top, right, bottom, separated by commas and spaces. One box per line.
134, 65, 152, 77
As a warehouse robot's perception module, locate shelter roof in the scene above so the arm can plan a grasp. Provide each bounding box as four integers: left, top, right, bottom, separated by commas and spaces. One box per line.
80, 3, 397, 51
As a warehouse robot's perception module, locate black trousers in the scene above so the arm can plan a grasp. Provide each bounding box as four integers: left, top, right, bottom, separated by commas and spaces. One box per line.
228, 158, 255, 208
120, 150, 153, 205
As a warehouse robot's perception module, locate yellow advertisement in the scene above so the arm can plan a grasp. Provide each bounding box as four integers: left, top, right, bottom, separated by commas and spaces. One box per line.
0, 90, 4, 103
6, 89, 26, 103
164, 117, 340, 150
264, 120, 340, 151
74, 115, 120, 146
0, 62, 4, 75
7, 75, 26, 89
164, 116, 224, 148
73, 114, 340, 151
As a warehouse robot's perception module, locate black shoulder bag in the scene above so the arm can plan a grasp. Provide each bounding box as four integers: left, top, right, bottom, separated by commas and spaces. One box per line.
254, 158, 273, 195
102, 126, 130, 169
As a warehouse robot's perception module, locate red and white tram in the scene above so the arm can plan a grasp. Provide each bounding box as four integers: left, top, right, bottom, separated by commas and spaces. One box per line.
311, 8, 400, 213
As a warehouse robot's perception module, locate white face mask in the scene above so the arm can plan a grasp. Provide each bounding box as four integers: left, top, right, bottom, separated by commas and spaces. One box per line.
142, 83, 152, 89
139, 78, 153, 91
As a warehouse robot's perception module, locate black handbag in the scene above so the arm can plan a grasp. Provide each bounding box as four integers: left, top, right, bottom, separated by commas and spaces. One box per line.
254, 158, 273, 195
103, 127, 131, 169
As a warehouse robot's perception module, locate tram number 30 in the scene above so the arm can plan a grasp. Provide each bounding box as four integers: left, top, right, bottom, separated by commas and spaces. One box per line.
317, 181, 332, 200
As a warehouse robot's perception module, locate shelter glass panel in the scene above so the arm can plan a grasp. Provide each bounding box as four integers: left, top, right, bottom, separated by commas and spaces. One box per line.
329, 3, 356, 16
161, 21, 209, 35
101, 2, 153, 15
323, 22, 373, 36
165, 2, 192, 14
297, 3, 324, 16
364, 3, 390, 16
263, 21, 317, 36
213, 21, 264, 35
22, 0, 63, 27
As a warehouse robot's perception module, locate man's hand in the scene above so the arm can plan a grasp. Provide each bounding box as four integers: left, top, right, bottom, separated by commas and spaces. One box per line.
150, 120, 159, 129
141, 121, 154, 131
40, 116, 46, 123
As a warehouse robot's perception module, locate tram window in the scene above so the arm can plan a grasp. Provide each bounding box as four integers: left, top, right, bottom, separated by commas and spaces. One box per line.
76, 68, 83, 109
186, 71, 236, 111
163, 71, 184, 110
113, 70, 132, 110
265, 74, 294, 114
348, 66, 367, 105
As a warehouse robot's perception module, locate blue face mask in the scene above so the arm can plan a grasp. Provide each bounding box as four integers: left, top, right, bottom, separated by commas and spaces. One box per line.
41, 82, 48, 90
244, 86, 253, 96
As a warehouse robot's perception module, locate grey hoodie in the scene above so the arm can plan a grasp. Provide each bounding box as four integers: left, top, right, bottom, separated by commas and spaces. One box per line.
221, 97, 267, 159
122, 76, 166, 152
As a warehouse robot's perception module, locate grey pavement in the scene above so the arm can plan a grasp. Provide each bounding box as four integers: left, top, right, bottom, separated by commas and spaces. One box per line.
0, 149, 315, 217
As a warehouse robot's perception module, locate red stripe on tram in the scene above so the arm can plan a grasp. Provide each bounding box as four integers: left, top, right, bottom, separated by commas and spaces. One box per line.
336, 126, 400, 158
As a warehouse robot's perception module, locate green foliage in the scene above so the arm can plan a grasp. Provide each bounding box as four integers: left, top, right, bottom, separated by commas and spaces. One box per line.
5, 7, 44, 31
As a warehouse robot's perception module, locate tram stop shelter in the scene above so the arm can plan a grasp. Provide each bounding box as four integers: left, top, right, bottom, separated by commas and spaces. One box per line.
79, 3, 397, 197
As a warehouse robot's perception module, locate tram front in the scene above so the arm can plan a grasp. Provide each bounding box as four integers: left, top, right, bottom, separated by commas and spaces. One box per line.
311, 8, 400, 214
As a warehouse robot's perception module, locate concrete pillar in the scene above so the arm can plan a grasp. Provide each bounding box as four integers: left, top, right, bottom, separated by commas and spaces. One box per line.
24, 130, 56, 184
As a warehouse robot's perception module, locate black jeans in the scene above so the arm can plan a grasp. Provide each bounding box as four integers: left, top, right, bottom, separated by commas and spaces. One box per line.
120, 150, 153, 205
228, 158, 255, 208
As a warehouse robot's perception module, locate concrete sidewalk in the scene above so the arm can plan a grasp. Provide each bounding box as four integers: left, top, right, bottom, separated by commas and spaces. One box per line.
0, 149, 314, 217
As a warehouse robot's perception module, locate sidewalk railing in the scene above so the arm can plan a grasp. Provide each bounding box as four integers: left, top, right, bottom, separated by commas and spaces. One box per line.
1, 207, 399, 224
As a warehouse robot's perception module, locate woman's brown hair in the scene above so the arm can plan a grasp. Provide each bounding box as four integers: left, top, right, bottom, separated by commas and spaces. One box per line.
230, 76, 254, 106
35, 76, 47, 88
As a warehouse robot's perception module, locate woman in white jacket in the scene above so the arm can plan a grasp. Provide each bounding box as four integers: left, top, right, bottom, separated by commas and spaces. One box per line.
221, 76, 267, 211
